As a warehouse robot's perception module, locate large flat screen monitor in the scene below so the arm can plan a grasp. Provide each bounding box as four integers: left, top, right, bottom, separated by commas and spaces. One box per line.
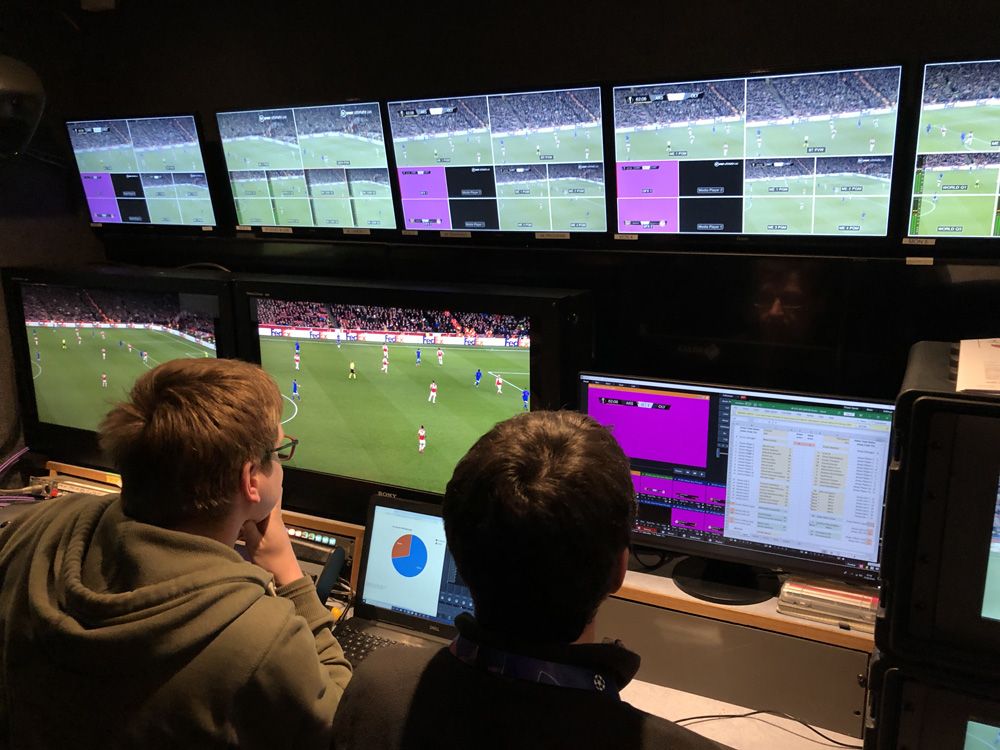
581, 372, 894, 603
387, 87, 605, 233
235, 276, 592, 524
613, 66, 901, 236
3, 266, 235, 468
908, 60, 1000, 239
65, 116, 216, 228
217, 103, 395, 231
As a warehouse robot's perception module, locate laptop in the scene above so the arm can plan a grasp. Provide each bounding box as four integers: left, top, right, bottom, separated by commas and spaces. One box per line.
334, 494, 474, 663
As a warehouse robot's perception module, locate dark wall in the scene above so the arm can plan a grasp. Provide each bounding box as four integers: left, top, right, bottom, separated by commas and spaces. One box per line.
1, 0, 999, 451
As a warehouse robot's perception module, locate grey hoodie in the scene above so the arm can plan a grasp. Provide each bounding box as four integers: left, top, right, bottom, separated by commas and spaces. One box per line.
0, 493, 351, 749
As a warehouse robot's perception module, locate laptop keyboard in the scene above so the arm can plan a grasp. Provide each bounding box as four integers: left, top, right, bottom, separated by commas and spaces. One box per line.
334, 621, 400, 666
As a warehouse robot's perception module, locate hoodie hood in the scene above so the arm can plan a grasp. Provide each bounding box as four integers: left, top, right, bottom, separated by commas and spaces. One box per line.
8, 494, 273, 676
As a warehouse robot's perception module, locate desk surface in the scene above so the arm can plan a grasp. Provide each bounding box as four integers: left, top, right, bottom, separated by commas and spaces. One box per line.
622, 679, 861, 749
614, 570, 874, 652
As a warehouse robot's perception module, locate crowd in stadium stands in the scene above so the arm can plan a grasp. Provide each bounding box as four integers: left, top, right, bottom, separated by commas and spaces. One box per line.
614, 80, 745, 128
128, 117, 197, 150
549, 163, 604, 181
67, 120, 131, 151
488, 90, 601, 133
745, 158, 814, 180
257, 300, 529, 337
924, 62, 1000, 105
817, 156, 892, 178
748, 68, 899, 121
347, 168, 390, 187
21, 287, 214, 341
921, 152, 1000, 171
231, 169, 266, 183
268, 169, 305, 180
218, 110, 298, 144
294, 105, 384, 141
495, 165, 547, 184
389, 98, 489, 139
306, 169, 348, 188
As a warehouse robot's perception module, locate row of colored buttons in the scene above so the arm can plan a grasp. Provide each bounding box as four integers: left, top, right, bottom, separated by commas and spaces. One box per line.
287, 527, 337, 546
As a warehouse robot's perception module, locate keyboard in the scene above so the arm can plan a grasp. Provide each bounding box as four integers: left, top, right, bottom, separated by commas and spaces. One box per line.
334, 620, 400, 666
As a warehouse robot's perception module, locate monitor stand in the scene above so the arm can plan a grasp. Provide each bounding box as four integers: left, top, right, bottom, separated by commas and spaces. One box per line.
671, 555, 781, 606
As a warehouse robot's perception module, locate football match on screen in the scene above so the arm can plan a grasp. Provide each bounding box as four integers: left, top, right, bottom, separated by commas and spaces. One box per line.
910, 60, 1000, 238
388, 88, 606, 233
66, 116, 215, 227
256, 298, 531, 494
613, 66, 901, 236
217, 103, 395, 230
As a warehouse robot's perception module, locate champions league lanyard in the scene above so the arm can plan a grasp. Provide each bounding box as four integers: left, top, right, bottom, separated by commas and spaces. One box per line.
449, 635, 621, 701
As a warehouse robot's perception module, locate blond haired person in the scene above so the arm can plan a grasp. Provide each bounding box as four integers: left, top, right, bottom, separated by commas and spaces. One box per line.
0, 359, 351, 749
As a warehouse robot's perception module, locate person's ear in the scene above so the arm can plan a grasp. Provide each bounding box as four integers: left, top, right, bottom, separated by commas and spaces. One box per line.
612, 546, 629, 594
240, 460, 263, 506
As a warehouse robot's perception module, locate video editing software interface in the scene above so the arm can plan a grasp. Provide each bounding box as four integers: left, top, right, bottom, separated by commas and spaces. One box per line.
217, 103, 395, 230
387, 87, 605, 232
613, 66, 901, 236
252, 294, 531, 495
66, 116, 216, 227
909, 59, 1000, 238
19, 281, 219, 433
361, 504, 473, 627
582, 375, 894, 579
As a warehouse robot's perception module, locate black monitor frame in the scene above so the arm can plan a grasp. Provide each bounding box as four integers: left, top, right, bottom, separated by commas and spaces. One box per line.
879, 394, 1000, 676
233, 273, 592, 524
64, 112, 228, 237
2, 264, 237, 470
580, 371, 895, 590
605, 59, 913, 254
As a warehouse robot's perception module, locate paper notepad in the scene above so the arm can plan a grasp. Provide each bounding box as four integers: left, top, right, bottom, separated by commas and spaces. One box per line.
957, 338, 1000, 393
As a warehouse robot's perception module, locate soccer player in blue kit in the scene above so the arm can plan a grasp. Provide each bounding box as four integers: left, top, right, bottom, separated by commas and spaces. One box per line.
475, 369, 482, 388
522, 389, 529, 411
292, 378, 301, 401
416, 348, 421, 366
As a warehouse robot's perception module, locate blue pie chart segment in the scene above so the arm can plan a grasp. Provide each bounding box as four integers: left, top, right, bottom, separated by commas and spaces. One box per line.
391, 533, 428, 578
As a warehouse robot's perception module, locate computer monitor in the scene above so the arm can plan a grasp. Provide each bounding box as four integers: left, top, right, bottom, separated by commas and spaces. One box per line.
387, 86, 605, 234
580, 372, 894, 603
216, 102, 395, 231
613, 66, 901, 236
234, 275, 592, 524
65, 115, 217, 228
908, 59, 1000, 239
2, 266, 236, 468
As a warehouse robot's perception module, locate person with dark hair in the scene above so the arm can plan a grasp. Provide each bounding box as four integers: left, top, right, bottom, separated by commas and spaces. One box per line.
331, 410, 729, 750
0, 358, 351, 749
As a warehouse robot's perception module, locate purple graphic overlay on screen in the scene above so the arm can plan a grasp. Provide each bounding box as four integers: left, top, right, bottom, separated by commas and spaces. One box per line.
402, 199, 452, 230
618, 161, 679, 198
617, 197, 679, 232
671, 507, 725, 535
632, 473, 726, 508
398, 167, 449, 200
589, 386, 710, 467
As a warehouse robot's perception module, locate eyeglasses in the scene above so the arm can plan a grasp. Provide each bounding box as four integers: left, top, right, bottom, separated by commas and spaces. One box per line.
269, 435, 298, 463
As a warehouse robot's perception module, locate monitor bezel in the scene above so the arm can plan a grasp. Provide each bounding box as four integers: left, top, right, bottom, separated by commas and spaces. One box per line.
579, 370, 895, 584
64, 112, 226, 236
233, 273, 591, 524
2, 264, 238, 470
214, 99, 402, 241
605, 60, 913, 253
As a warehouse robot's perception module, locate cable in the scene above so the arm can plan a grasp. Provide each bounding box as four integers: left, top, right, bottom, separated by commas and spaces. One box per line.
675, 709, 862, 748
0, 447, 29, 478
630, 545, 670, 571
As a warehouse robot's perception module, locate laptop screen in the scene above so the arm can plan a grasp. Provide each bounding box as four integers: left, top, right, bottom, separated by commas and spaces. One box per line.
360, 503, 473, 627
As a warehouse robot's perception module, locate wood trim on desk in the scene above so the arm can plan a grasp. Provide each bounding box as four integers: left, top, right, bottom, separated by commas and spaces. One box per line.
613, 570, 874, 652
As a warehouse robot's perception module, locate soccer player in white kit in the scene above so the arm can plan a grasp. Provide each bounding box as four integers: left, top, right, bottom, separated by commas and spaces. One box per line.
418, 425, 426, 453
428, 380, 437, 403
294, 352, 300, 370
437, 348, 443, 365
381, 356, 388, 374
495, 375, 503, 394
101, 373, 108, 389
101, 347, 107, 360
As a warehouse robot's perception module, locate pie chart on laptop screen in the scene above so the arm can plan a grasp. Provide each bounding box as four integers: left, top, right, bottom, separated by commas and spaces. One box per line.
391, 533, 428, 578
